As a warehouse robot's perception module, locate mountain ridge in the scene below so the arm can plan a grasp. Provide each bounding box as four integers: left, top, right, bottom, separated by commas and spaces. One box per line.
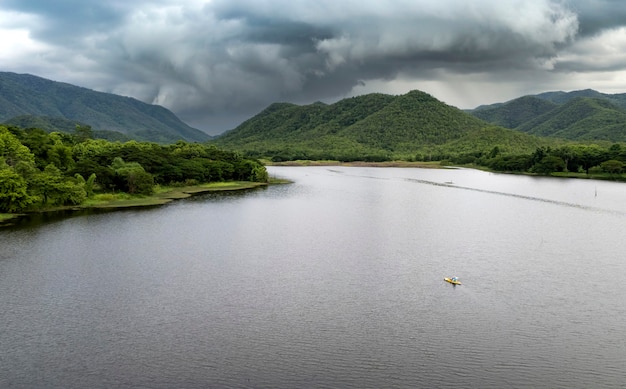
0, 71, 209, 143
469, 89, 626, 141
213, 90, 546, 161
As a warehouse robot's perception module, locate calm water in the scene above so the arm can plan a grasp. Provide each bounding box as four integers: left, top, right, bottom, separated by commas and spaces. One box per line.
1, 166, 625, 388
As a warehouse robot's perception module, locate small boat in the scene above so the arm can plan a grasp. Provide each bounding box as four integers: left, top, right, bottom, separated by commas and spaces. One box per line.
444, 277, 461, 285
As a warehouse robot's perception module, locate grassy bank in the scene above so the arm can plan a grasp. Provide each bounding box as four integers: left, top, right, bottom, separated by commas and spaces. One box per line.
1, 182, 268, 222
82, 181, 269, 209
0, 181, 272, 228
0, 213, 20, 222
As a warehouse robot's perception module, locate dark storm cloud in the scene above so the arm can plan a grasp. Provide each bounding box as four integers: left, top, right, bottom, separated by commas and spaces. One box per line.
1, 0, 626, 134
572, 0, 626, 36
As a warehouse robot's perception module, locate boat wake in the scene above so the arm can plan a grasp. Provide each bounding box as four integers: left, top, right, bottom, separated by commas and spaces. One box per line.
403, 178, 625, 216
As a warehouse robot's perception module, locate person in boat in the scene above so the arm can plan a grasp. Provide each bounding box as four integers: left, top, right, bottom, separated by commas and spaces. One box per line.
451, 276, 458, 282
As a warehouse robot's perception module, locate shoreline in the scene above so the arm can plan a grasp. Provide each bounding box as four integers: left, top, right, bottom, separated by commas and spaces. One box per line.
1, 181, 276, 229
267, 160, 626, 182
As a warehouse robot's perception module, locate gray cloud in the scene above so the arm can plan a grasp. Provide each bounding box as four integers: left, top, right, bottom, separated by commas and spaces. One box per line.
1, 0, 626, 134
572, 0, 626, 35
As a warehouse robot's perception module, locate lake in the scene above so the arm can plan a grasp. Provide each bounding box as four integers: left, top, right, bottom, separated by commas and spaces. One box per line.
1, 166, 625, 388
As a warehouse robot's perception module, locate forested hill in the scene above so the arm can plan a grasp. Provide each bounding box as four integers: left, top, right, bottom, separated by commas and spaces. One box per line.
534, 89, 626, 108
213, 90, 526, 160
470, 89, 626, 141
471, 96, 558, 129
515, 97, 626, 141
0, 72, 209, 143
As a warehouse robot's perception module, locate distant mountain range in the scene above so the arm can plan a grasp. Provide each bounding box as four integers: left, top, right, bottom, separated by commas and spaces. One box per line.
0, 72, 209, 143
3, 70, 626, 154
470, 89, 626, 141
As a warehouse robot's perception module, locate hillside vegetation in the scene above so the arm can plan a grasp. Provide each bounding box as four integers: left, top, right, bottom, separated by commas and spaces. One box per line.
535, 89, 626, 108
470, 89, 626, 142
0, 125, 266, 214
4, 115, 132, 142
472, 96, 558, 128
213, 89, 626, 180
0, 72, 209, 143
214, 90, 546, 161
516, 98, 626, 141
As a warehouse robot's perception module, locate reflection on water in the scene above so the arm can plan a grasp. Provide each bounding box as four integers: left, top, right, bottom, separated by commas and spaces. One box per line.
1, 166, 625, 388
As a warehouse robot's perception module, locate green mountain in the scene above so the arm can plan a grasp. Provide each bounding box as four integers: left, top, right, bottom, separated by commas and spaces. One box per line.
471, 96, 558, 129
534, 89, 626, 108
469, 89, 626, 141
516, 97, 626, 141
0, 72, 209, 143
214, 90, 545, 160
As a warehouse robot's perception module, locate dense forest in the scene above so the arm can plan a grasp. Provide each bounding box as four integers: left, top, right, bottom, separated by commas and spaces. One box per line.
0, 125, 268, 213
214, 91, 517, 161
472, 96, 626, 142
440, 142, 626, 178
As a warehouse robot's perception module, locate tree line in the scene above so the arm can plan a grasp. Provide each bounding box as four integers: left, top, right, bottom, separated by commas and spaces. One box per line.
0, 125, 268, 213
439, 143, 626, 177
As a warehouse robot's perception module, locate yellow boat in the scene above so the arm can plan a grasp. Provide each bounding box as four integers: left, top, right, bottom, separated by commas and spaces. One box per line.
444, 277, 461, 285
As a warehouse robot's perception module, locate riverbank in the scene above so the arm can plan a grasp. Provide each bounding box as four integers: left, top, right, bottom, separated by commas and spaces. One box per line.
1, 180, 284, 228
83, 181, 269, 209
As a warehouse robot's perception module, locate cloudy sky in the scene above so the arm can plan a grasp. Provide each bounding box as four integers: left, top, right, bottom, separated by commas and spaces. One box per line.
1, 0, 626, 134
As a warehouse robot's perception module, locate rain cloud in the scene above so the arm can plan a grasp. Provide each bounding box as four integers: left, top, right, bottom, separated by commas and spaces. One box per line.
1, 0, 626, 134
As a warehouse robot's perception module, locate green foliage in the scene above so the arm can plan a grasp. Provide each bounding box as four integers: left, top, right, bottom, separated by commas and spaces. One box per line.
29, 164, 87, 207
0, 126, 36, 168
214, 90, 497, 159
534, 89, 626, 109
111, 157, 154, 195
47, 133, 74, 171
473, 94, 626, 142
0, 124, 267, 213
471, 96, 557, 128
517, 98, 626, 141
600, 160, 624, 174
531, 156, 566, 174
85, 173, 97, 197
210, 89, 626, 181
470, 142, 626, 180
74, 124, 94, 142
0, 167, 34, 212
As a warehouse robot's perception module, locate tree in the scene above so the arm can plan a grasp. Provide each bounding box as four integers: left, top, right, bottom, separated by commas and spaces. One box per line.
0, 167, 35, 212
1, 126, 36, 168
251, 165, 269, 182
487, 154, 533, 172
74, 124, 93, 142
600, 159, 624, 174
569, 144, 609, 174
47, 141, 74, 171
30, 164, 87, 206
19, 128, 53, 169
553, 146, 576, 172
488, 146, 501, 158
85, 173, 97, 197
111, 157, 154, 195
531, 156, 566, 174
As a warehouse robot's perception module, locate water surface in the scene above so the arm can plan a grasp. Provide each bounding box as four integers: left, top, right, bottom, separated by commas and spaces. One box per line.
1, 166, 625, 388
